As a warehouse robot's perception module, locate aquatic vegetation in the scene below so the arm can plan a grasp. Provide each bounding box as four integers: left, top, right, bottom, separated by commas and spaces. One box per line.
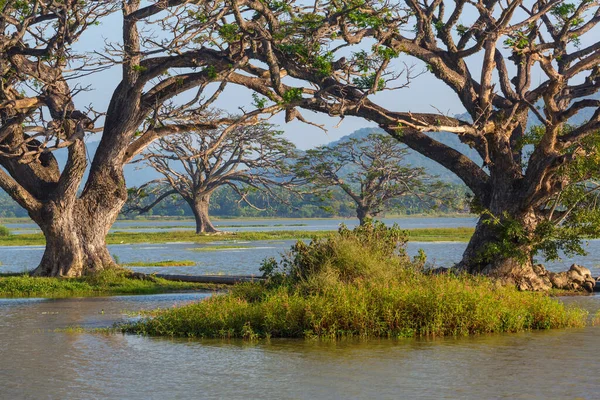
0, 269, 217, 298
187, 245, 254, 252
122, 260, 196, 267
123, 222, 587, 339
0, 227, 473, 246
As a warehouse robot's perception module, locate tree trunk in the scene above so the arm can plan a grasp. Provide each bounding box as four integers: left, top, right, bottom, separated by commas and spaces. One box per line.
456, 184, 555, 291
190, 194, 218, 234
30, 168, 127, 277
356, 206, 372, 225
458, 215, 552, 291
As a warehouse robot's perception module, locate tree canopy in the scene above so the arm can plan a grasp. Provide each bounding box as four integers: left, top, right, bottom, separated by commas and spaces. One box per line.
295, 133, 450, 223
128, 121, 297, 232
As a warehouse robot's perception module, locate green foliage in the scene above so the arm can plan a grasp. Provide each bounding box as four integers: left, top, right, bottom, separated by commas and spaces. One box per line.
260, 220, 409, 285
205, 65, 218, 79
0, 269, 214, 298
456, 24, 469, 36
352, 73, 385, 91
503, 31, 530, 51
251, 93, 269, 109
218, 24, 241, 42
131, 64, 147, 73
123, 223, 588, 339
122, 260, 196, 267
281, 88, 303, 103
0, 225, 9, 237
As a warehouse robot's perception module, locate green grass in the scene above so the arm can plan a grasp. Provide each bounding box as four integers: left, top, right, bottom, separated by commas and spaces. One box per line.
407, 227, 474, 242
0, 269, 217, 298
122, 222, 588, 340
122, 260, 196, 267
0, 227, 474, 246
188, 245, 254, 252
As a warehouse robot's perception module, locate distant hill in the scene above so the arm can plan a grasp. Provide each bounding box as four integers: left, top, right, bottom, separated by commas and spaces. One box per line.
52, 140, 162, 187
328, 127, 483, 184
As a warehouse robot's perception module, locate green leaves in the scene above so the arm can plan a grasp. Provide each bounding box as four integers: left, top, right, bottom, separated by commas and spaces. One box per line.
281, 88, 303, 103
218, 24, 241, 42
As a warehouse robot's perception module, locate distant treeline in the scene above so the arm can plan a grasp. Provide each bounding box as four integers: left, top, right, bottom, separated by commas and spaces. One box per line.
121, 184, 472, 219
0, 184, 471, 220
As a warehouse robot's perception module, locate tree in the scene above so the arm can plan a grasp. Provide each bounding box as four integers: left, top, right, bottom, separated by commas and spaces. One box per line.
128, 121, 297, 233
0, 1, 278, 276
208, 0, 600, 290
295, 133, 447, 224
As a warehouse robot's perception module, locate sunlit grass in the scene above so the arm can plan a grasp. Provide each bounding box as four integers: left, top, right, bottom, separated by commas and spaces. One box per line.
0, 269, 217, 298
122, 260, 196, 267
0, 227, 475, 246
122, 223, 587, 339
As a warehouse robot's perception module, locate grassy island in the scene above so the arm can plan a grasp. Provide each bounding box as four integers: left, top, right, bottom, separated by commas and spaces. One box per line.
122, 222, 588, 339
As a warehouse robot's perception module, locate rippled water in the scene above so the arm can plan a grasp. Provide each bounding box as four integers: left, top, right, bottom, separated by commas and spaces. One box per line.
0, 293, 599, 399
3, 239, 600, 278
2, 217, 600, 398
5, 216, 478, 234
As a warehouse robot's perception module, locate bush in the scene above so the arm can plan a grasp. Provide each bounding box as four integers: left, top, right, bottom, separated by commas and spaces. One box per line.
123, 221, 589, 339
0, 225, 10, 237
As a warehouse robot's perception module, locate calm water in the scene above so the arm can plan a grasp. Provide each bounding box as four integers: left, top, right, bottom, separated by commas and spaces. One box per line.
2, 239, 600, 277
5, 216, 478, 234
2, 217, 600, 398
0, 293, 599, 399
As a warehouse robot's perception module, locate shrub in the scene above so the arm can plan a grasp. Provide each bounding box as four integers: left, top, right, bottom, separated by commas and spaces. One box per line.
124, 222, 589, 339
0, 225, 10, 237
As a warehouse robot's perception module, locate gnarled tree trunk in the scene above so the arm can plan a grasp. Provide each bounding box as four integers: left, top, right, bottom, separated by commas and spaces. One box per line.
29, 167, 128, 277
459, 214, 551, 291
457, 173, 552, 291
189, 194, 217, 234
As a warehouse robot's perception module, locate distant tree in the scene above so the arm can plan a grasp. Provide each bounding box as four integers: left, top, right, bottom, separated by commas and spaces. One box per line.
128, 122, 297, 233
294, 133, 449, 224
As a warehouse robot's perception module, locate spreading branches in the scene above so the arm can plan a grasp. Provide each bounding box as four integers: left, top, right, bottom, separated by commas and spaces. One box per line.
294, 133, 451, 223
129, 118, 298, 232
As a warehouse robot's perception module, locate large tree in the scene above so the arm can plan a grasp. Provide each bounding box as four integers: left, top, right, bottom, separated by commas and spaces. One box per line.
209, 0, 600, 290
0, 1, 276, 276
128, 121, 297, 233
295, 133, 448, 224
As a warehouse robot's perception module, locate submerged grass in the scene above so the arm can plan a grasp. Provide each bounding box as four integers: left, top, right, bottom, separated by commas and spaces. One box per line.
188, 245, 254, 252
0, 269, 216, 298
0, 227, 473, 246
122, 260, 196, 267
122, 222, 587, 339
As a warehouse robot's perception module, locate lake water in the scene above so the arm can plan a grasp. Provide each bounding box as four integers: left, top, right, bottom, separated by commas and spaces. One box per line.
3, 239, 600, 278
2, 217, 600, 398
0, 293, 599, 399
4, 216, 479, 234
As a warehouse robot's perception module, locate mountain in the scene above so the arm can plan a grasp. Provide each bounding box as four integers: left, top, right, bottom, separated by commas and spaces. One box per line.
44, 141, 162, 187
328, 127, 482, 184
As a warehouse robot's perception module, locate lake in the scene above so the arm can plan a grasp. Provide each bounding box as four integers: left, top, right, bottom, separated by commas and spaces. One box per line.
0, 293, 599, 399
2, 217, 600, 398
2, 239, 600, 278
